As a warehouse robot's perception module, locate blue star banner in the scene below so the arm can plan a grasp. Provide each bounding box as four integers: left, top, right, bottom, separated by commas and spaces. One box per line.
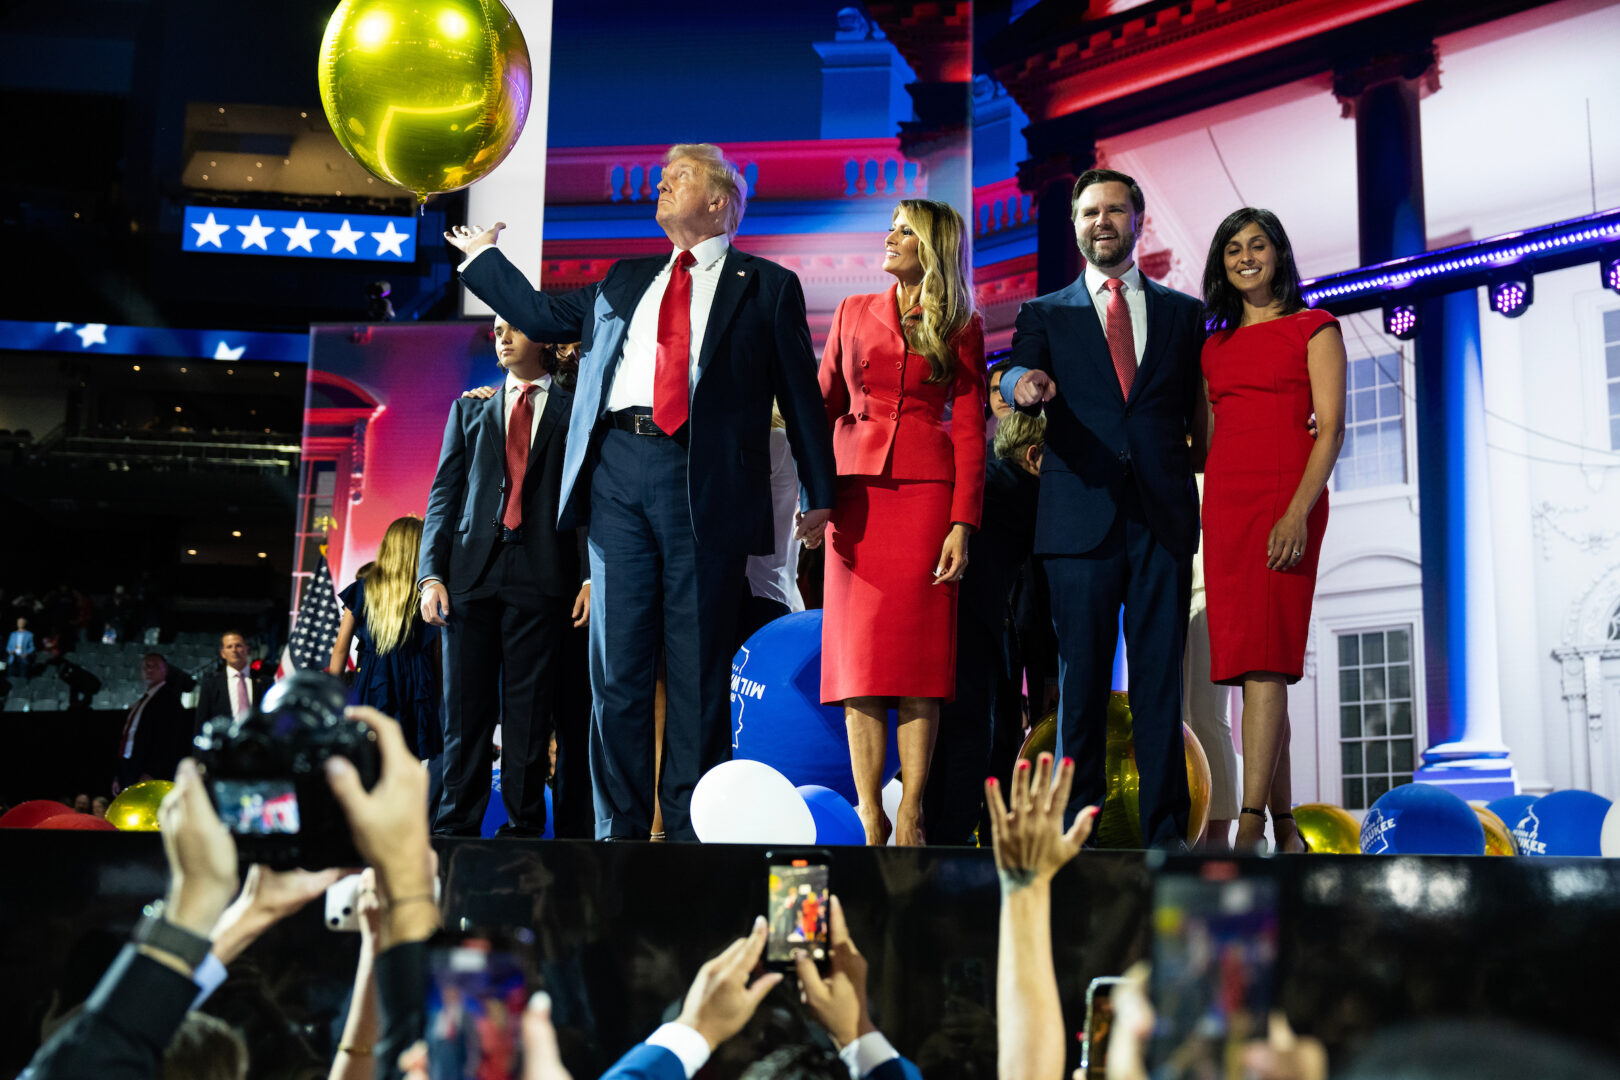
0, 319, 306, 364
181, 205, 417, 262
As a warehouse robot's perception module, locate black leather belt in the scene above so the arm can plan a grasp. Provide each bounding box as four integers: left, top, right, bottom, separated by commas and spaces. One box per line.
606, 408, 669, 437
496, 525, 524, 543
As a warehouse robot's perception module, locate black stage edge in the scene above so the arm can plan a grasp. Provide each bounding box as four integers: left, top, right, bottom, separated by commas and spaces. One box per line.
3, 835, 1619, 1075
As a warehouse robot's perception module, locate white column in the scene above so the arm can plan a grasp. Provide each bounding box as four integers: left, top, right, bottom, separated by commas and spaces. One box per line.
462, 0, 553, 316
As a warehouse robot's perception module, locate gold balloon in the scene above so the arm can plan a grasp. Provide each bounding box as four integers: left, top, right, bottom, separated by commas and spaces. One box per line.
318, 0, 532, 204
1472, 804, 1518, 855
1290, 803, 1361, 853
107, 779, 174, 832
1017, 693, 1212, 847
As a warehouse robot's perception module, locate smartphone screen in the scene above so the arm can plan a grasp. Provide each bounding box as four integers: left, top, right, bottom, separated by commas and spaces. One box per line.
211, 779, 301, 835
1081, 976, 1125, 1079
427, 939, 530, 1080
1149, 861, 1279, 1080
765, 858, 830, 968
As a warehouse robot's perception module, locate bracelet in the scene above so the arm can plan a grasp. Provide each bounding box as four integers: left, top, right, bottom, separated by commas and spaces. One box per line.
386, 893, 438, 910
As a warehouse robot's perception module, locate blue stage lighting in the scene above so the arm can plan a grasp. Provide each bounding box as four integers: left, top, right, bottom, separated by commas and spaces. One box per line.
1383, 302, 1419, 340
1301, 207, 1620, 314
1602, 245, 1620, 294
1488, 273, 1533, 318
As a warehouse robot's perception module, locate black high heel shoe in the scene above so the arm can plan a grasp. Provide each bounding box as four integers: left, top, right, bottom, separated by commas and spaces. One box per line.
1272, 809, 1310, 853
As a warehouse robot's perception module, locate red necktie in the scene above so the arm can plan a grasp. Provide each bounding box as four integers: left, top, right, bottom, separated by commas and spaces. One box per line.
502, 384, 538, 530
1103, 277, 1136, 400
654, 250, 697, 435
233, 670, 251, 717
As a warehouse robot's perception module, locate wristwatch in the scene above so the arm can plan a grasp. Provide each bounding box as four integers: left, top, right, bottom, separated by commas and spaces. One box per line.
132, 900, 213, 969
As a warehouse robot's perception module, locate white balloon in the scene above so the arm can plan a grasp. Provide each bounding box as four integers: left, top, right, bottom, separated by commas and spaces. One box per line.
882, 777, 903, 848
691, 759, 817, 844
1602, 802, 1620, 858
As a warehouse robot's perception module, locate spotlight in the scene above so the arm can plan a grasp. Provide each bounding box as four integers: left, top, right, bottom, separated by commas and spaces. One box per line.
1488, 272, 1533, 318
1383, 302, 1419, 341
1600, 245, 1620, 295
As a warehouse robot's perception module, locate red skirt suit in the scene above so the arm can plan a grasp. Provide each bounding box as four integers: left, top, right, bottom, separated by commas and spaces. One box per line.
817, 286, 987, 702
1200, 307, 1338, 685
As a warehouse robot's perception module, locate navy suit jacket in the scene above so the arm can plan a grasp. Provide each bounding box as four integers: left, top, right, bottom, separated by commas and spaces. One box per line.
460, 246, 836, 557
419, 379, 581, 597
598, 1042, 923, 1080
1008, 274, 1204, 559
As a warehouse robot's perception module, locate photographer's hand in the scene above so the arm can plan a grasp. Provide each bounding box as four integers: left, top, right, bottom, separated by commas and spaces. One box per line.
326, 706, 436, 949
676, 916, 784, 1051
158, 759, 239, 942
211, 864, 349, 966
795, 895, 875, 1049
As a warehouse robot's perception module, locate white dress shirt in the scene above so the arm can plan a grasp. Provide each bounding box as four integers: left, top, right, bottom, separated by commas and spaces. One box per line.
745, 427, 806, 612
224, 665, 256, 721
606, 233, 731, 412
121, 680, 166, 758
503, 369, 551, 440
1084, 261, 1148, 365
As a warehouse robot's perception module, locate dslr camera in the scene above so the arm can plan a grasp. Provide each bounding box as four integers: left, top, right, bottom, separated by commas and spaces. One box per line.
194, 670, 380, 869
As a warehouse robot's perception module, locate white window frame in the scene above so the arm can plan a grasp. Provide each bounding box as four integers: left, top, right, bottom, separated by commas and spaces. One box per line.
1314, 611, 1427, 817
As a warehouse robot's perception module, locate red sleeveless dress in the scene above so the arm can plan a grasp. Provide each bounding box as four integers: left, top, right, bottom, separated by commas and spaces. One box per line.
1200, 308, 1338, 685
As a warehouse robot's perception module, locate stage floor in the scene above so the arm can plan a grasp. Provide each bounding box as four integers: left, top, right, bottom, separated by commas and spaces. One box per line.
3, 834, 1618, 1075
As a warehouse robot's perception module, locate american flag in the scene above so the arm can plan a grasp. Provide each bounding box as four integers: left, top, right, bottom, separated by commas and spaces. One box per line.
277, 555, 342, 679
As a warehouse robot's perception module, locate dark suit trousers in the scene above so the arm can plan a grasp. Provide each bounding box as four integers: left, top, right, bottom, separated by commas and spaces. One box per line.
924, 612, 997, 846
1042, 485, 1193, 846
552, 621, 594, 839
587, 428, 747, 841
436, 543, 567, 837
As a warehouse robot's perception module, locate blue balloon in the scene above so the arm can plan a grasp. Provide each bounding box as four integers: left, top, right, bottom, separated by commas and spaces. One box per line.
797, 784, 866, 846
1513, 790, 1612, 857
731, 610, 900, 803
1486, 794, 1539, 852
480, 766, 555, 839
1360, 782, 1485, 855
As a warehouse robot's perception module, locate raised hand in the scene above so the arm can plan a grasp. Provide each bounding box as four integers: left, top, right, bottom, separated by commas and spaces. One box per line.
158, 758, 240, 938
985, 753, 1095, 892
445, 222, 506, 256
211, 863, 349, 965
675, 916, 785, 1051
461, 385, 500, 400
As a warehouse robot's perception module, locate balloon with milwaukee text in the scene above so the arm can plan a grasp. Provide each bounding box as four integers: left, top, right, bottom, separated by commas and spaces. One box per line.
318, 0, 531, 206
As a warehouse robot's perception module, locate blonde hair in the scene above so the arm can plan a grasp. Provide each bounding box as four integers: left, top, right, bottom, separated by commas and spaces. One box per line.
993, 411, 1046, 462
364, 515, 424, 655
894, 199, 975, 384
666, 143, 747, 239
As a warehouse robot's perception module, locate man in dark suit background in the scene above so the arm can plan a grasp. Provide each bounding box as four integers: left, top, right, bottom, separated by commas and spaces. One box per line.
194, 630, 271, 734
114, 652, 190, 792
419, 318, 588, 838
1001, 168, 1207, 847
445, 142, 836, 841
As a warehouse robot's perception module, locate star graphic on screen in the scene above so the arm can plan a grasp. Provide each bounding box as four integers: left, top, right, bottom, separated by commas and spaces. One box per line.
76, 324, 108, 348
282, 217, 320, 252
214, 341, 246, 361
191, 212, 229, 248
326, 219, 363, 255
236, 214, 274, 250
371, 221, 408, 257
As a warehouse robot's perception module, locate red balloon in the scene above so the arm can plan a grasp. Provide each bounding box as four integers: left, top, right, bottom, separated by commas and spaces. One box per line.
36, 813, 118, 831
0, 800, 76, 829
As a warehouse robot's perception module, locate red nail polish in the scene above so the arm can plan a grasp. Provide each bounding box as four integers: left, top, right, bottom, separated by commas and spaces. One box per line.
985, 777, 998, 786
1061, 757, 1073, 768
1016, 760, 1031, 770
